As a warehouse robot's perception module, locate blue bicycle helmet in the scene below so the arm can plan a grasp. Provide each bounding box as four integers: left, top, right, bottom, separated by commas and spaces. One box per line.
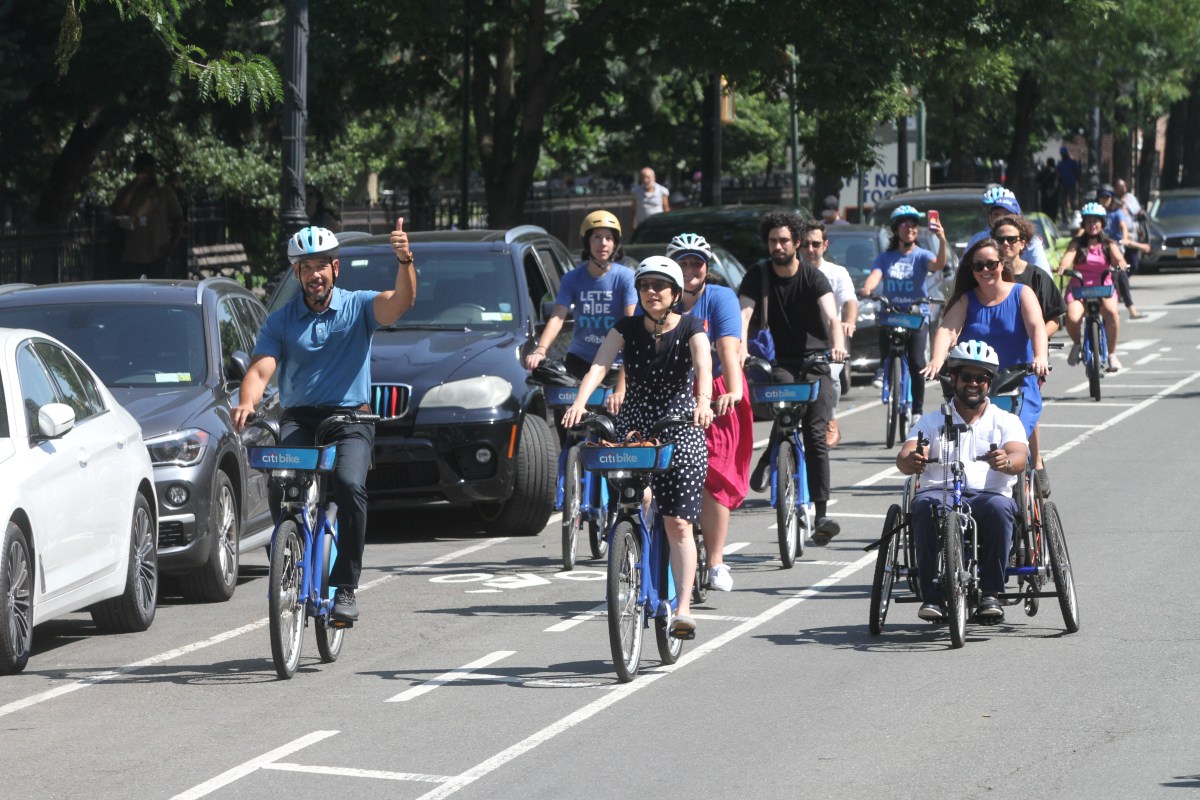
1081, 202, 1107, 219
981, 186, 1010, 205
890, 205, 921, 222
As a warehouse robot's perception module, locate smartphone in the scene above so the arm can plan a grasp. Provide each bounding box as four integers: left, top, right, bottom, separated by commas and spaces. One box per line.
928, 209, 940, 228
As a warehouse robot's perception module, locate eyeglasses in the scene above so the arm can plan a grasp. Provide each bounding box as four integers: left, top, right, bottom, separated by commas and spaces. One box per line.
799, 241, 824, 249
994, 235, 1022, 245
637, 280, 672, 293
956, 371, 992, 385
971, 259, 1002, 272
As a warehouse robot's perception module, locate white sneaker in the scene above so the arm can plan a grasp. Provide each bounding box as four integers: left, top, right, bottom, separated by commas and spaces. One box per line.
708, 564, 733, 592
1067, 344, 1081, 366
1107, 354, 1122, 372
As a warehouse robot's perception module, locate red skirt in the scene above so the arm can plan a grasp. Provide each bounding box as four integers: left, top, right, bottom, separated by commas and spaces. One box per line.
703, 371, 755, 510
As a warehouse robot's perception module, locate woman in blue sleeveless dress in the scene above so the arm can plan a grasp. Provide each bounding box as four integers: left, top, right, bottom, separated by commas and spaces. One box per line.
924, 238, 1049, 437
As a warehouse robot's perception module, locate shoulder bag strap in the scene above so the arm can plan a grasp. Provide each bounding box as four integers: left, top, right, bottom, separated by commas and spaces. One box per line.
759, 263, 770, 329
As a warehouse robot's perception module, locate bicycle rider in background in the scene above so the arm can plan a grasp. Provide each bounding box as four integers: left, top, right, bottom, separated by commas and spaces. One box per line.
896, 340, 1028, 623
524, 209, 637, 380
232, 221, 417, 622
1056, 202, 1126, 372
966, 187, 1052, 273
562, 257, 714, 639
669, 233, 749, 592
859, 204, 948, 416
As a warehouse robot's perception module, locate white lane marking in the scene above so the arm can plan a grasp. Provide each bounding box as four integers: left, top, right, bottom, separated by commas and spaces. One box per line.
1095, 384, 1175, 389
1043, 368, 1200, 461
170, 730, 339, 800
1116, 338, 1159, 351
854, 465, 904, 486
544, 603, 605, 633
1038, 424, 1093, 429
386, 651, 516, 703
265, 763, 452, 783
692, 613, 754, 622
834, 512, 890, 519
1126, 311, 1166, 323
412, 553, 876, 800
1135, 353, 1162, 366
723, 542, 750, 554
1044, 401, 1137, 407
0, 539, 511, 720
466, 589, 503, 594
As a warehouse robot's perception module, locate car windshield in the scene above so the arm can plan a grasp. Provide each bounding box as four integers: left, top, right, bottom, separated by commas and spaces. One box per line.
1152, 195, 1200, 218
824, 232, 879, 288
632, 218, 769, 268
272, 250, 521, 330
1030, 216, 1057, 244
0, 304, 206, 387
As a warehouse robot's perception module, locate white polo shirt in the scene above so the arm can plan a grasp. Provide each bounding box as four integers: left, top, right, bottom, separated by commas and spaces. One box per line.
906, 400, 1028, 495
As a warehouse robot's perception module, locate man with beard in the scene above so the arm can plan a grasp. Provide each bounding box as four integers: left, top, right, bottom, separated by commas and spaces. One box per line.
739, 211, 847, 544
896, 339, 1028, 623
232, 221, 416, 622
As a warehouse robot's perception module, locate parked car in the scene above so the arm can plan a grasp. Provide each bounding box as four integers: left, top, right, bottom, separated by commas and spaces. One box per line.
628, 203, 813, 268
1026, 211, 1068, 270
823, 224, 884, 384
265, 226, 573, 536
622, 242, 747, 291
1142, 189, 1200, 272
0, 326, 158, 673
0, 278, 281, 602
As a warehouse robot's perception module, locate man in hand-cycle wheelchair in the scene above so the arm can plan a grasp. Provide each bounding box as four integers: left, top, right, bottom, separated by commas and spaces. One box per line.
895, 340, 1028, 623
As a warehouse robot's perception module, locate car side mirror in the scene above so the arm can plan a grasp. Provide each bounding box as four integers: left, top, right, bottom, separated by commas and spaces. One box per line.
227, 350, 251, 381
36, 402, 76, 439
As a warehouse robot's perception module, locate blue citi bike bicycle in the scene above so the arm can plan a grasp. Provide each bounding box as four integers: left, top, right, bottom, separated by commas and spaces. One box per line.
544, 382, 614, 571
246, 410, 378, 678
575, 413, 692, 683
869, 295, 943, 448
747, 353, 828, 568
1064, 268, 1114, 401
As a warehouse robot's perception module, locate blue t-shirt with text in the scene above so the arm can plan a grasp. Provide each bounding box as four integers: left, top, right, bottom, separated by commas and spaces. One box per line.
870, 247, 936, 306
555, 263, 637, 362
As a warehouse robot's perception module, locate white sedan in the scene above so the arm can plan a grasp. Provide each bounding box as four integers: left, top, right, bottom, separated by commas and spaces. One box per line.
0, 327, 158, 674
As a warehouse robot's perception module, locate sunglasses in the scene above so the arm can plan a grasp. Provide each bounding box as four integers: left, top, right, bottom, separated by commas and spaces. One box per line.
994, 235, 1022, 245
799, 241, 824, 249
636, 280, 672, 293
956, 371, 992, 385
971, 259, 1002, 272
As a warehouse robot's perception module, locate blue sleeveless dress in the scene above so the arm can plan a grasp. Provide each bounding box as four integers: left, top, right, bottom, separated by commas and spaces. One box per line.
962, 286, 1040, 436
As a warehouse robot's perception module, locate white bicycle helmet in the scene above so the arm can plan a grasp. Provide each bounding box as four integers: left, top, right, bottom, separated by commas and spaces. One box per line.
287, 226, 339, 264
666, 232, 713, 263
946, 339, 1000, 375
635, 256, 684, 293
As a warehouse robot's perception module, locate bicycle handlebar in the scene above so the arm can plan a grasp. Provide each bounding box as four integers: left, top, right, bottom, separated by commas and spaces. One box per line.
575, 413, 691, 442
867, 294, 945, 307
245, 410, 379, 447
744, 351, 831, 378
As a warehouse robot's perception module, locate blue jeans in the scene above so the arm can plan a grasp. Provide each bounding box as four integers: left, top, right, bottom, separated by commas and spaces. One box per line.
271, 407, 375, 590
912, 490, 1014, 603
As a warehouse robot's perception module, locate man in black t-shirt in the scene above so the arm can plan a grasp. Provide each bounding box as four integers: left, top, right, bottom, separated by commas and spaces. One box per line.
739, 211, 847, 544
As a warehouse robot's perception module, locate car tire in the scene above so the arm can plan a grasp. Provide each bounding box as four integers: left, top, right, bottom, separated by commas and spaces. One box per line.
0, 522, 34, 675
91, 493, 158, 633
181, 470, 240, 603
476, 415, 557, 536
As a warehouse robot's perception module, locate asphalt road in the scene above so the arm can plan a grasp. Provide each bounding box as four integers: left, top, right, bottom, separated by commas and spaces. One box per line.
4, 271, 1200, 800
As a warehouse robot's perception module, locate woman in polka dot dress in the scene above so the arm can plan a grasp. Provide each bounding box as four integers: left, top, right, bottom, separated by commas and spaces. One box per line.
563, 256, 714, 638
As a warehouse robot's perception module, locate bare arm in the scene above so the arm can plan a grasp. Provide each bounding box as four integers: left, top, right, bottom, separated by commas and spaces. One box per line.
688, 331, 714, 429
524, 306, 568, 369
713, 336, 743, 415
818, 293, 847, 361
1018, 285, 1049, 376
231, 354, 278, 430
561, 329, 624, 428
375, 218, 417, 326
923, 297, 967, 379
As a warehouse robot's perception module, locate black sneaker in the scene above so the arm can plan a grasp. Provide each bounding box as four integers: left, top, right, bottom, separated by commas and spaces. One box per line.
977, 595, 1003, 621
918, 602, 946, 622
750, 453, 770, 493
810, 517, 841, 546
332, 588, 359, 621
1036, 467, 1051, 498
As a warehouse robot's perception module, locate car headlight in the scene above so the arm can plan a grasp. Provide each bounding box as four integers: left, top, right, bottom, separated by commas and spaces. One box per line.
145, 428, 210, 467
421, 376, 513, 410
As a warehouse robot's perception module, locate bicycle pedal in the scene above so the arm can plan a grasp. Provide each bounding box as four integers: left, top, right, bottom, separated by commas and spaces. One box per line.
329, 619, 354, 629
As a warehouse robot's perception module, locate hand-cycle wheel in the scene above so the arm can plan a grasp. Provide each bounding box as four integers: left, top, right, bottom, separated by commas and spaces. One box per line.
315, 529, 345, 663
1043, 501, 1080, 633
269, 519, 306, 679
775, 444, 800, 568
607, 519, 644, 683
561, 446, 583, 571
869, 504, 903, 635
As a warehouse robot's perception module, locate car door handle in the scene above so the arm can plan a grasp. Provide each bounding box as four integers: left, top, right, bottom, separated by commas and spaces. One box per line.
78, 448, 90, 467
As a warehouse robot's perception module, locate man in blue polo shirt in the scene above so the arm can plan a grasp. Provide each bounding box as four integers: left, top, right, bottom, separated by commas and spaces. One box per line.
233, 220, 416, 621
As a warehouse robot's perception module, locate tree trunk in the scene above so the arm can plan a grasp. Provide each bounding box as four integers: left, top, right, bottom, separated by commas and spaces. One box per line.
1183, 77, 1200, 187
1162, 96, 1187, 190
1111, 98, 1133, 186
1006, 70, 1040, 210
34, 111, 114, 227
1136, 121, 1157, 203
948, 90, 976, 183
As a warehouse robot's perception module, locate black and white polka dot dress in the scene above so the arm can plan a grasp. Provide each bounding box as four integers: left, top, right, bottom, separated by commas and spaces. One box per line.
614, 314, 708, 522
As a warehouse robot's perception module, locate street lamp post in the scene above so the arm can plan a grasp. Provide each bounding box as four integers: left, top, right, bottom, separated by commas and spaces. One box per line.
280, 0, 310, 251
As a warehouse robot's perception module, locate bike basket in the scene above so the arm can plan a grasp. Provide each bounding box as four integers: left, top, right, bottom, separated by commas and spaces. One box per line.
247, 445, 337, 473
580, 443, 674, 473
879, 311, 924, 330
1076, 284, 1114, 299
750, 380, 820, 405
545, 385, 610, 408
989, 393, 1023, 416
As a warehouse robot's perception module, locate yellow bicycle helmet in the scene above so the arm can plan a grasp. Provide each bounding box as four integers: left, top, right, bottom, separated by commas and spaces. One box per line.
579, 210, 622, 241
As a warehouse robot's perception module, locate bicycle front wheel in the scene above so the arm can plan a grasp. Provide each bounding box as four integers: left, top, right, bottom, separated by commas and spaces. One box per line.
775, 445, 799, 568
561, 446, 582, 571
942, 515, 967, 649
315, 530, 344, 663
886, 356, 903, 448
607, 519, 644, 683
1086, 317, 1103, 401
868, 504, 902, 635
269, 520, 306, 678
1044, 502, 1080, 633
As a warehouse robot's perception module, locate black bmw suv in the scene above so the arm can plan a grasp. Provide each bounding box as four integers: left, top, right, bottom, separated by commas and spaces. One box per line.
265, 226, 574, 536
0, 278, 282, 601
